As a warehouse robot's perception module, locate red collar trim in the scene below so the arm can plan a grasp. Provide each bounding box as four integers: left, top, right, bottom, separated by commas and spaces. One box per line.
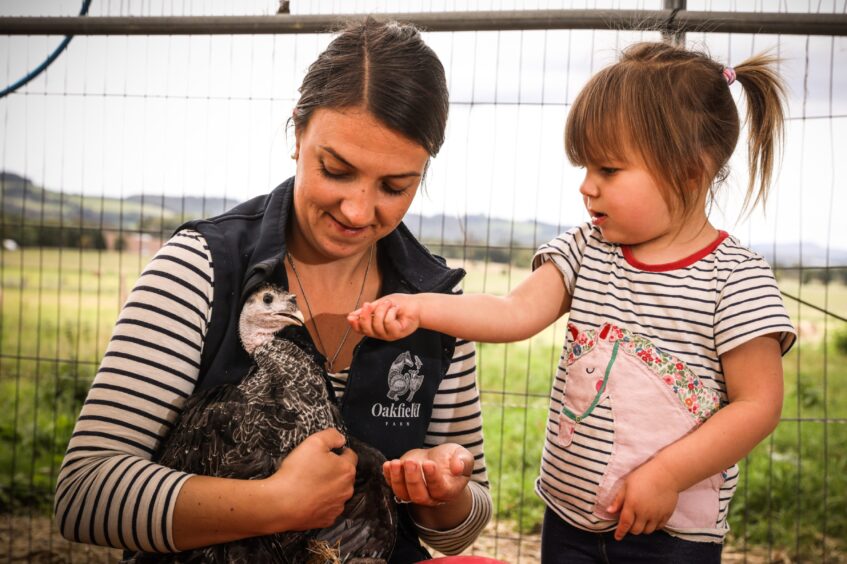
622, 231, 729, 272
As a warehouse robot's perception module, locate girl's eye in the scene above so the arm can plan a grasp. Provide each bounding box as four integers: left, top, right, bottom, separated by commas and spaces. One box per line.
600, 167, 619, 175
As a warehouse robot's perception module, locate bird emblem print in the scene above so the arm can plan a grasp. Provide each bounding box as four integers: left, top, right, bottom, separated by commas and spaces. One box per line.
386, 351, 424, 402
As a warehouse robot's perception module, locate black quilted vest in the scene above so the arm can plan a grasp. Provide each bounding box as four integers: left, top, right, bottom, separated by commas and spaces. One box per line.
179, 177, 465, 563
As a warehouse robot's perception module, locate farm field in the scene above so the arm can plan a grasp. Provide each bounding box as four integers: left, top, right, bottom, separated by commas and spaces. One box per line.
1, 248, 845, 562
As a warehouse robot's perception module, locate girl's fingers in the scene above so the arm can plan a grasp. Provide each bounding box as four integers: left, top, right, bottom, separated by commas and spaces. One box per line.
355, 303, 376, 336
384, 306, 402, 336
370, 300, 393, 338
628, 515, 647, 536
614, 504, 634, 540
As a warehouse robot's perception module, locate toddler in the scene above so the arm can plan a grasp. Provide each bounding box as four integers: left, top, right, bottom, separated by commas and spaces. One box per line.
349, 41, 795, 563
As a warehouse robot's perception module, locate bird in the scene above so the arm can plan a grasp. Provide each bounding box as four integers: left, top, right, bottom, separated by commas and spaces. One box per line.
129, 283, 396, 564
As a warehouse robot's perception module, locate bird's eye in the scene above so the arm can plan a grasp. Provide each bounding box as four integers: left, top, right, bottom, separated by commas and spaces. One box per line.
263, 293, 273, 304
586, 367, 595, 374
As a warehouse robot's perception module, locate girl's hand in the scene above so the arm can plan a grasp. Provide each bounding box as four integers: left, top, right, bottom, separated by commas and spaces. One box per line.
269, 428, 358, 531
606, 459, 679, 540
384, 443, 473, 507
348, 294, 422, 340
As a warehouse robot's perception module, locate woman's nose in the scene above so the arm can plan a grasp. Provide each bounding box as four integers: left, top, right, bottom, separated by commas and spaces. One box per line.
338, 185, 376, 227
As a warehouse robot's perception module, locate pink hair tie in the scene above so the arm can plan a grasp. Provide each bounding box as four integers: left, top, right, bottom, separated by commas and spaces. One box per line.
722, 66, 736, 86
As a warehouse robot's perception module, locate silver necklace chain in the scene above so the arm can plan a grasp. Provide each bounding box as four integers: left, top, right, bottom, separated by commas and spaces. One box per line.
286, 245, 374, 373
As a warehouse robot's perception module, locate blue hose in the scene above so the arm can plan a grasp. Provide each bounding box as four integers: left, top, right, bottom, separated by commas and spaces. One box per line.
0, 0, 93, 99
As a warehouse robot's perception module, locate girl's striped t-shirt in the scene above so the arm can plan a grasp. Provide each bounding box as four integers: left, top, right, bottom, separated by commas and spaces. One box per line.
532, 222, 795, 543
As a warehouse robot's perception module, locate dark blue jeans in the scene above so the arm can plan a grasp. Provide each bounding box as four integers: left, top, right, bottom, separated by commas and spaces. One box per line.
541, 508, 723, 564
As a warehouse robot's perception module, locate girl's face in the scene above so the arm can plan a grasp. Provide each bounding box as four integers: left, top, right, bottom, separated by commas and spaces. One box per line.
292, 107, 430, 262
578, 157, 684, 256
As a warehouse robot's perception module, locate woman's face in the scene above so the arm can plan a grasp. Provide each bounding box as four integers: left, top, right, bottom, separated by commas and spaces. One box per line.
291, 107, 430, 262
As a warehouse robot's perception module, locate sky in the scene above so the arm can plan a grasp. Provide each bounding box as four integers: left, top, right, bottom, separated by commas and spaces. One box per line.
1, 0, 845, 252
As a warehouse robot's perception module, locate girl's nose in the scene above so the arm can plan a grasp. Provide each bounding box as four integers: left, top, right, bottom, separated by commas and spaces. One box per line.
579, 174, 599, 198
338, 184, 376, 227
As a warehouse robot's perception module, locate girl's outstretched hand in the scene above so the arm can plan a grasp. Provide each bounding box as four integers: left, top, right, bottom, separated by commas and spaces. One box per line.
347, 294, 422, 340
606, 459, 679, 540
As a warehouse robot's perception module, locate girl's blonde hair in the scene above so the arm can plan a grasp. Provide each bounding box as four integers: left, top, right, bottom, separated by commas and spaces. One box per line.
565, 41, 786, 218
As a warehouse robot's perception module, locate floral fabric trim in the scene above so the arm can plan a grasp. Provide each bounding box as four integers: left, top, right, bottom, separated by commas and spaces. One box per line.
567, 323, 721, 424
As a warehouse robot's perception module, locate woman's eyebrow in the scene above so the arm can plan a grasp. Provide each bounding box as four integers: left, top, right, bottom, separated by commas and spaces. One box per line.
319, 145, 421, 179
319, 145, 354, 168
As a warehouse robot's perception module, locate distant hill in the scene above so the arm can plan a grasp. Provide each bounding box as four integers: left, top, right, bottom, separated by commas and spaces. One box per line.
2, 172, 844, 267
1, 172, 238, 230
753, 243, 847, 269
403, 212, 568, 249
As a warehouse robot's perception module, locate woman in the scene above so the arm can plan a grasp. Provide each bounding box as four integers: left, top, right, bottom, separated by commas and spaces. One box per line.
54, 18, 491, 562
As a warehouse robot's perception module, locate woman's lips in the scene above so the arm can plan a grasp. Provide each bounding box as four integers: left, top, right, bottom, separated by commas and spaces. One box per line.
328, 214, 368, 236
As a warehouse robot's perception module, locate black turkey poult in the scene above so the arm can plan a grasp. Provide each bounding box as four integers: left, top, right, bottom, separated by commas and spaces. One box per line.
132, 284, 396, 563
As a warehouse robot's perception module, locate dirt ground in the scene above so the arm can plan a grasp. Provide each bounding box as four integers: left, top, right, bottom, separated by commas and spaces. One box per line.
3, 514, 842, 563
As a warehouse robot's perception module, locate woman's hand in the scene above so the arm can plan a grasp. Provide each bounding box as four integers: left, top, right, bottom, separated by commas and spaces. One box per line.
348, 294, 422, 341
605, 458, 679, 540
385, 443, 473, 506
270, 428, 358, 531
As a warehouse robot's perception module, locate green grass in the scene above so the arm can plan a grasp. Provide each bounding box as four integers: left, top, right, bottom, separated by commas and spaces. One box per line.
1, 249, 845, 561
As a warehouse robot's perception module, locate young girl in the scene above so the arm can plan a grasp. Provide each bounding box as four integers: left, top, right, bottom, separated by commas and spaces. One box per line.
348, 41, 796, 562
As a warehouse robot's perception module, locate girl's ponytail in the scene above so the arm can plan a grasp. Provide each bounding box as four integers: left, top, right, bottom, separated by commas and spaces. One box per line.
733, 53, 787, 214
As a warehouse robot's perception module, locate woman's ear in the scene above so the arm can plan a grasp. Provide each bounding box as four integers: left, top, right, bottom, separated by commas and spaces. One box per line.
291, 110, 301, 160
292, 133, 300, 160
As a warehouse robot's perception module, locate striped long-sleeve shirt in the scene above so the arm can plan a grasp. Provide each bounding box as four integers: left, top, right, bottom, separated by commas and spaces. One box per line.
532, 223, 795, 543
54, 229, 491, 554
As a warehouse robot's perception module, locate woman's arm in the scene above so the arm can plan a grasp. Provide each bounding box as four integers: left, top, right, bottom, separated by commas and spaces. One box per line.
54, 231, 214, 551
54, 231, 357, 552
349, 260, 571, 343
606, 335, 784, 539
173, 427, 357, 548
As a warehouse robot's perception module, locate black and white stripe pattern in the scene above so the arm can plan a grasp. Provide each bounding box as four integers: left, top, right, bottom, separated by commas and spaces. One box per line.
532, 223, 794, 543
54, 230, 491, 554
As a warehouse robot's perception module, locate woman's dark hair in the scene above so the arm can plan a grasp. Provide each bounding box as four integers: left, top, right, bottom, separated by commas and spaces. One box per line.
292, 17, 449, 157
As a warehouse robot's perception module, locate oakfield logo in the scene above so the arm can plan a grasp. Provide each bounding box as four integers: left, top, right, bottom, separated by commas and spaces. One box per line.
371, 351, 424, 426
386, 351, 424, 402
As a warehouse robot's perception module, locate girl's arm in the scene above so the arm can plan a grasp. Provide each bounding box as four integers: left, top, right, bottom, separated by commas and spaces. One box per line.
349, 260, 571, 342
607, 334, 784, 539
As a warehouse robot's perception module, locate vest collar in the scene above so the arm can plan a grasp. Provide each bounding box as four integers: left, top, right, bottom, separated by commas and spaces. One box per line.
241, 177, 465, 302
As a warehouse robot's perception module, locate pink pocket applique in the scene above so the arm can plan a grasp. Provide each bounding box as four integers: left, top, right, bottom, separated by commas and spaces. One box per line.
557, 415, 576, 447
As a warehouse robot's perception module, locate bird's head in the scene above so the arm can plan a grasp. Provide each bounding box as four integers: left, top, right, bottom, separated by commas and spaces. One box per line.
239, 284, 305, 354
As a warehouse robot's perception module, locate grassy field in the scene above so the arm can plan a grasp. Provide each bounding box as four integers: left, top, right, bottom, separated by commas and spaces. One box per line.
1, 248, 845, 562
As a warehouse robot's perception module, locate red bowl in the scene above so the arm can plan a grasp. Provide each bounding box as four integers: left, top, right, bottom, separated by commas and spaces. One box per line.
427, 557, 510, 564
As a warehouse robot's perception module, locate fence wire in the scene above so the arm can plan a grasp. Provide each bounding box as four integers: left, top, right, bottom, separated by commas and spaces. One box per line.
1, 1, 846, 563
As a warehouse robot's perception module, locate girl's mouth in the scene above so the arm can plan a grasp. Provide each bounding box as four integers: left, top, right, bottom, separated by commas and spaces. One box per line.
590, 211, 607, 226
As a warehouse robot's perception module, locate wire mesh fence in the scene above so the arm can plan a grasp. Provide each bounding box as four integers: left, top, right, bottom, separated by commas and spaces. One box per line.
1, 1, 846, 562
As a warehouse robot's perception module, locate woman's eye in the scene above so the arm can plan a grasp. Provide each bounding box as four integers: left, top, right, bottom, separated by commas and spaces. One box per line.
319, 164, 348, 179
381, 182, 408, 196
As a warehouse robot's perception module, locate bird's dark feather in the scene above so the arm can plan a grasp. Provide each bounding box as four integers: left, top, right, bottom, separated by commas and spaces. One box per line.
129, 330, 396, 563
